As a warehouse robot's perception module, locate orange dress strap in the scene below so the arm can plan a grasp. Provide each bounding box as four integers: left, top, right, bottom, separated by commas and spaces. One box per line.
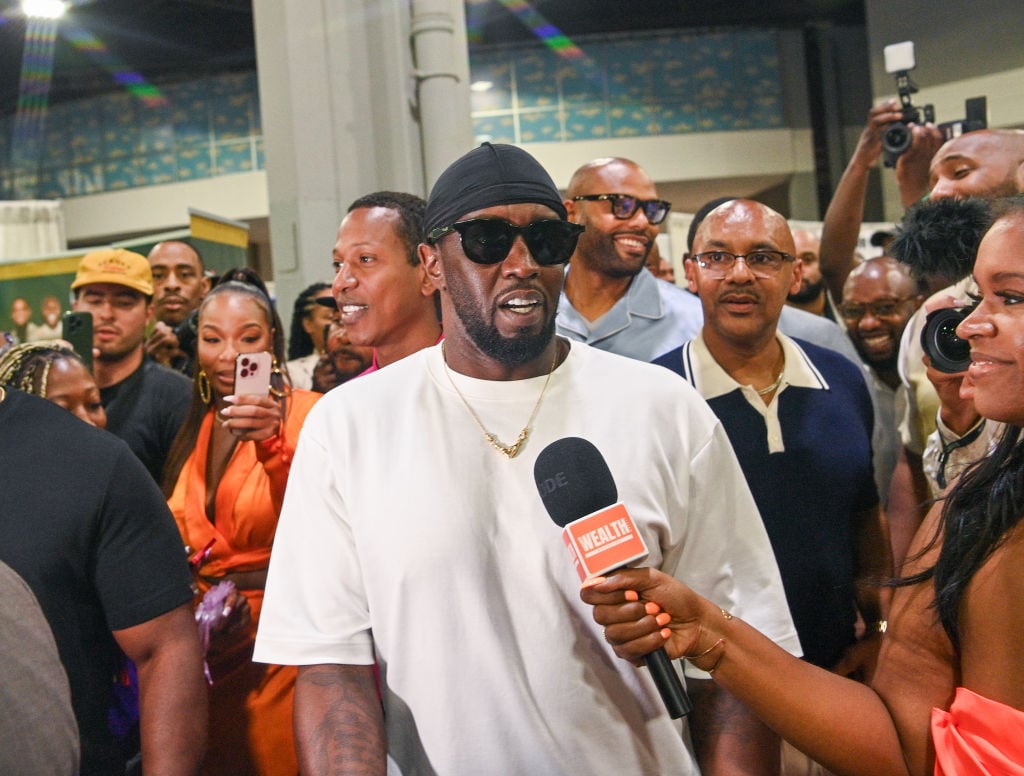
932, 686, 1024, 775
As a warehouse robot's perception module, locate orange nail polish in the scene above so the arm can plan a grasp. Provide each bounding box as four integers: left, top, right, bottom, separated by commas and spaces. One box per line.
624, 590, 639, 602
656, 613, 671, 626
644, 602, 661, 615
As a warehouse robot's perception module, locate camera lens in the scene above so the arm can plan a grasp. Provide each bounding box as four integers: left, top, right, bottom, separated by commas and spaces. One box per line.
921, 306, 973, 373
882, 122, 912, 156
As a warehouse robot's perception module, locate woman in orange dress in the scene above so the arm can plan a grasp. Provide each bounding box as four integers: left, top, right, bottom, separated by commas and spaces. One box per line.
163, 270, 320, 776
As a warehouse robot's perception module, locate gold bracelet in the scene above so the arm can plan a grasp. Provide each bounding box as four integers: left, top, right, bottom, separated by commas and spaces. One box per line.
706, 642, 727, 674
682, 637, 725, 662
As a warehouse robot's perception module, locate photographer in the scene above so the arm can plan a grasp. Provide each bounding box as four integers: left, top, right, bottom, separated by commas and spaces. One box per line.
818, 99, 942, 311
893, 130, 1024, 506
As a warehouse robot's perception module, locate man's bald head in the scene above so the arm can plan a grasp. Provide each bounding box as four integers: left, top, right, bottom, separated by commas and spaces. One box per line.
930, 129, 1024, 201
564, 156, 663, 279
694, 199, 796, 256
844, 256, 916, 298
686, 199, 801, 353
841, 257, 920, 370
566, 157, 650, 199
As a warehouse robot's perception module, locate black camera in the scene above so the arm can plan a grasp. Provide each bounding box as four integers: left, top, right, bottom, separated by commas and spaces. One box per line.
174, 308, 199, 359
881, 41, 987, 167
920, 304, 975, 374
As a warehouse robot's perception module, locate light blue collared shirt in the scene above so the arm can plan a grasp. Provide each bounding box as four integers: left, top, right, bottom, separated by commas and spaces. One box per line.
556, 268, 703, 362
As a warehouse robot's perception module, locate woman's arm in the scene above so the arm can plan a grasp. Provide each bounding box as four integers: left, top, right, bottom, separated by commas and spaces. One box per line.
582, 570, 913, 776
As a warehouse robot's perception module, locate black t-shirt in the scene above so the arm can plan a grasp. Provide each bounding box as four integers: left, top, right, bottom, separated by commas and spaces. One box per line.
0, 389, 195, 775
100, 356, 193, 482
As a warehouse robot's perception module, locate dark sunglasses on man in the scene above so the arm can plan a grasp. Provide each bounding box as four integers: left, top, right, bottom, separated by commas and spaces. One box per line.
427, 218, 585, 266
571, 194, 672, 225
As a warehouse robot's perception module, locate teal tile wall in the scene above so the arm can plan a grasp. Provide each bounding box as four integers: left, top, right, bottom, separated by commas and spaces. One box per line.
1, 71, 262, 199
1, 30, 782, 199
471, 28, 783, 145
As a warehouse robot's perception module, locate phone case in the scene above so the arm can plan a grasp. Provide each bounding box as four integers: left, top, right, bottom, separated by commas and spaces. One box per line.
234, 351, 272, 396
61, 311, 94, 373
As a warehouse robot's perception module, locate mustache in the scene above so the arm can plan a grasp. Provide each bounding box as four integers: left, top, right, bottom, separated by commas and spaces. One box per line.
718, 287, 761, 302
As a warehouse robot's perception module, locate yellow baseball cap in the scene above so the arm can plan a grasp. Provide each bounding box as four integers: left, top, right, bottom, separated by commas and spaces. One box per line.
71, 249, 154, 296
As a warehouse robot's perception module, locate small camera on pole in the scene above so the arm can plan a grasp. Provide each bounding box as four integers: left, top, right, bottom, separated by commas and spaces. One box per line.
881, 41, 988, 168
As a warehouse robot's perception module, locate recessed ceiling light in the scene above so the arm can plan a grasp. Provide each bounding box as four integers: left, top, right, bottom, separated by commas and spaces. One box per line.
22, 0, 67, 19
470, 80, 493, 92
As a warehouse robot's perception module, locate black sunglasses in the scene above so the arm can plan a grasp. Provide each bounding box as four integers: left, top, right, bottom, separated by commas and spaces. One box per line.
427, 218, 585, 266
572, 194, 672, 225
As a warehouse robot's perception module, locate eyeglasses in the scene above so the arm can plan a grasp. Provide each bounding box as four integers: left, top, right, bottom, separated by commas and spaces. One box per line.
426, 218, 585, 266
693, 250, 795, 279
572, 194, 672, 225
839, 298, 914, 321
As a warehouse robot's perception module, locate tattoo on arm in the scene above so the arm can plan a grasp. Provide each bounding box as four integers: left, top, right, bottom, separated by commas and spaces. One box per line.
295, 664, 386, 776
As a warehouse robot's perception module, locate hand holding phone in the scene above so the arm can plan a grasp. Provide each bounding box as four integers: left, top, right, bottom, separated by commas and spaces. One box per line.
233, 352, 272, 396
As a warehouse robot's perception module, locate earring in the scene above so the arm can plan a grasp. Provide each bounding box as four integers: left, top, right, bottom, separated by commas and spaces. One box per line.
269, 356, 290, 398
197, 369, 212, 405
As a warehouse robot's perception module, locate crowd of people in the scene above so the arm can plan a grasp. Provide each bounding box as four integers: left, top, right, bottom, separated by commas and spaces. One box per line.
1, 102, 1023, 776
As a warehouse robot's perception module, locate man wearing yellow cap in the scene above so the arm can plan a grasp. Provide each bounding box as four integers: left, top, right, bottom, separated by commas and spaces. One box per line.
71, 248, 192, 481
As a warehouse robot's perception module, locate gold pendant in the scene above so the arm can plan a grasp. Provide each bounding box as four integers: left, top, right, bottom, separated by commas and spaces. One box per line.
485, 428, 529, 459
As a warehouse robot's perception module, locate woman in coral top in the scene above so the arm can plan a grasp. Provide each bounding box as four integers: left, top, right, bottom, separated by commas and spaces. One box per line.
163, 269, 320, 776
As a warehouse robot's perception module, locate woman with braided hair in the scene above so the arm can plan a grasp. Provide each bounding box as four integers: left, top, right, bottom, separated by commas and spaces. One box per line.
0, 340, 106, 428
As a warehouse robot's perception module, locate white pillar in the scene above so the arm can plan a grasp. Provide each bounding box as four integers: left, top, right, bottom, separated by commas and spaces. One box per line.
410, 0, 475, 189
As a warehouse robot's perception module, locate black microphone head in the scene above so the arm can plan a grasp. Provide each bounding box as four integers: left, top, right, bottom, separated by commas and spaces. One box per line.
533, 437, 618, 527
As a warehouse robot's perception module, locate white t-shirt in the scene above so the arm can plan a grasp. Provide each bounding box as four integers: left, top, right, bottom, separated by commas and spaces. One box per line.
256, 341, 799, 776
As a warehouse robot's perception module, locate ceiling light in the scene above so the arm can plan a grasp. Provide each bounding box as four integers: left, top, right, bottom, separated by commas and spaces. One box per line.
22, 0, 67, 19
470, 80, 493, 92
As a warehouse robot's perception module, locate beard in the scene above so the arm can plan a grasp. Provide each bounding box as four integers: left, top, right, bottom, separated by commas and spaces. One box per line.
577, 230, 647, 279
859, 348, 898, 375
448, 287, 556, 368
787, 278, 824, 304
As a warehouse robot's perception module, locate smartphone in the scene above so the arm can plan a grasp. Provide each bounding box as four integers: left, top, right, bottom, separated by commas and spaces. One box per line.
234, 351, 272, 396
61, 311, 94, 374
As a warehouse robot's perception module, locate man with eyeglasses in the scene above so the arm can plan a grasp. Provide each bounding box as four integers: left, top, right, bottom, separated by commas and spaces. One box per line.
256, 144, 798, 775
654, 200, 890, 773
556, 157, 704, 361
840, 257, 922, 504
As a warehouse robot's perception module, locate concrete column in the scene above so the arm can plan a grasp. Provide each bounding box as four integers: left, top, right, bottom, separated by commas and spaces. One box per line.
253, 0, 471, 326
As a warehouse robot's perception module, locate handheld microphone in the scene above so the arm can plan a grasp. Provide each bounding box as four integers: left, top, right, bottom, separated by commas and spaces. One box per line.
534, 436, 693, 718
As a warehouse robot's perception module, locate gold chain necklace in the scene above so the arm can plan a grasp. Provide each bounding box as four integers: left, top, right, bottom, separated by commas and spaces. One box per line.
755, 371, 784, 396
442, 341, 559, 459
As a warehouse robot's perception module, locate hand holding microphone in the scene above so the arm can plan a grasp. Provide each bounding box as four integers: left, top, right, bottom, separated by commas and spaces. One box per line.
534, 437, 693, 718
